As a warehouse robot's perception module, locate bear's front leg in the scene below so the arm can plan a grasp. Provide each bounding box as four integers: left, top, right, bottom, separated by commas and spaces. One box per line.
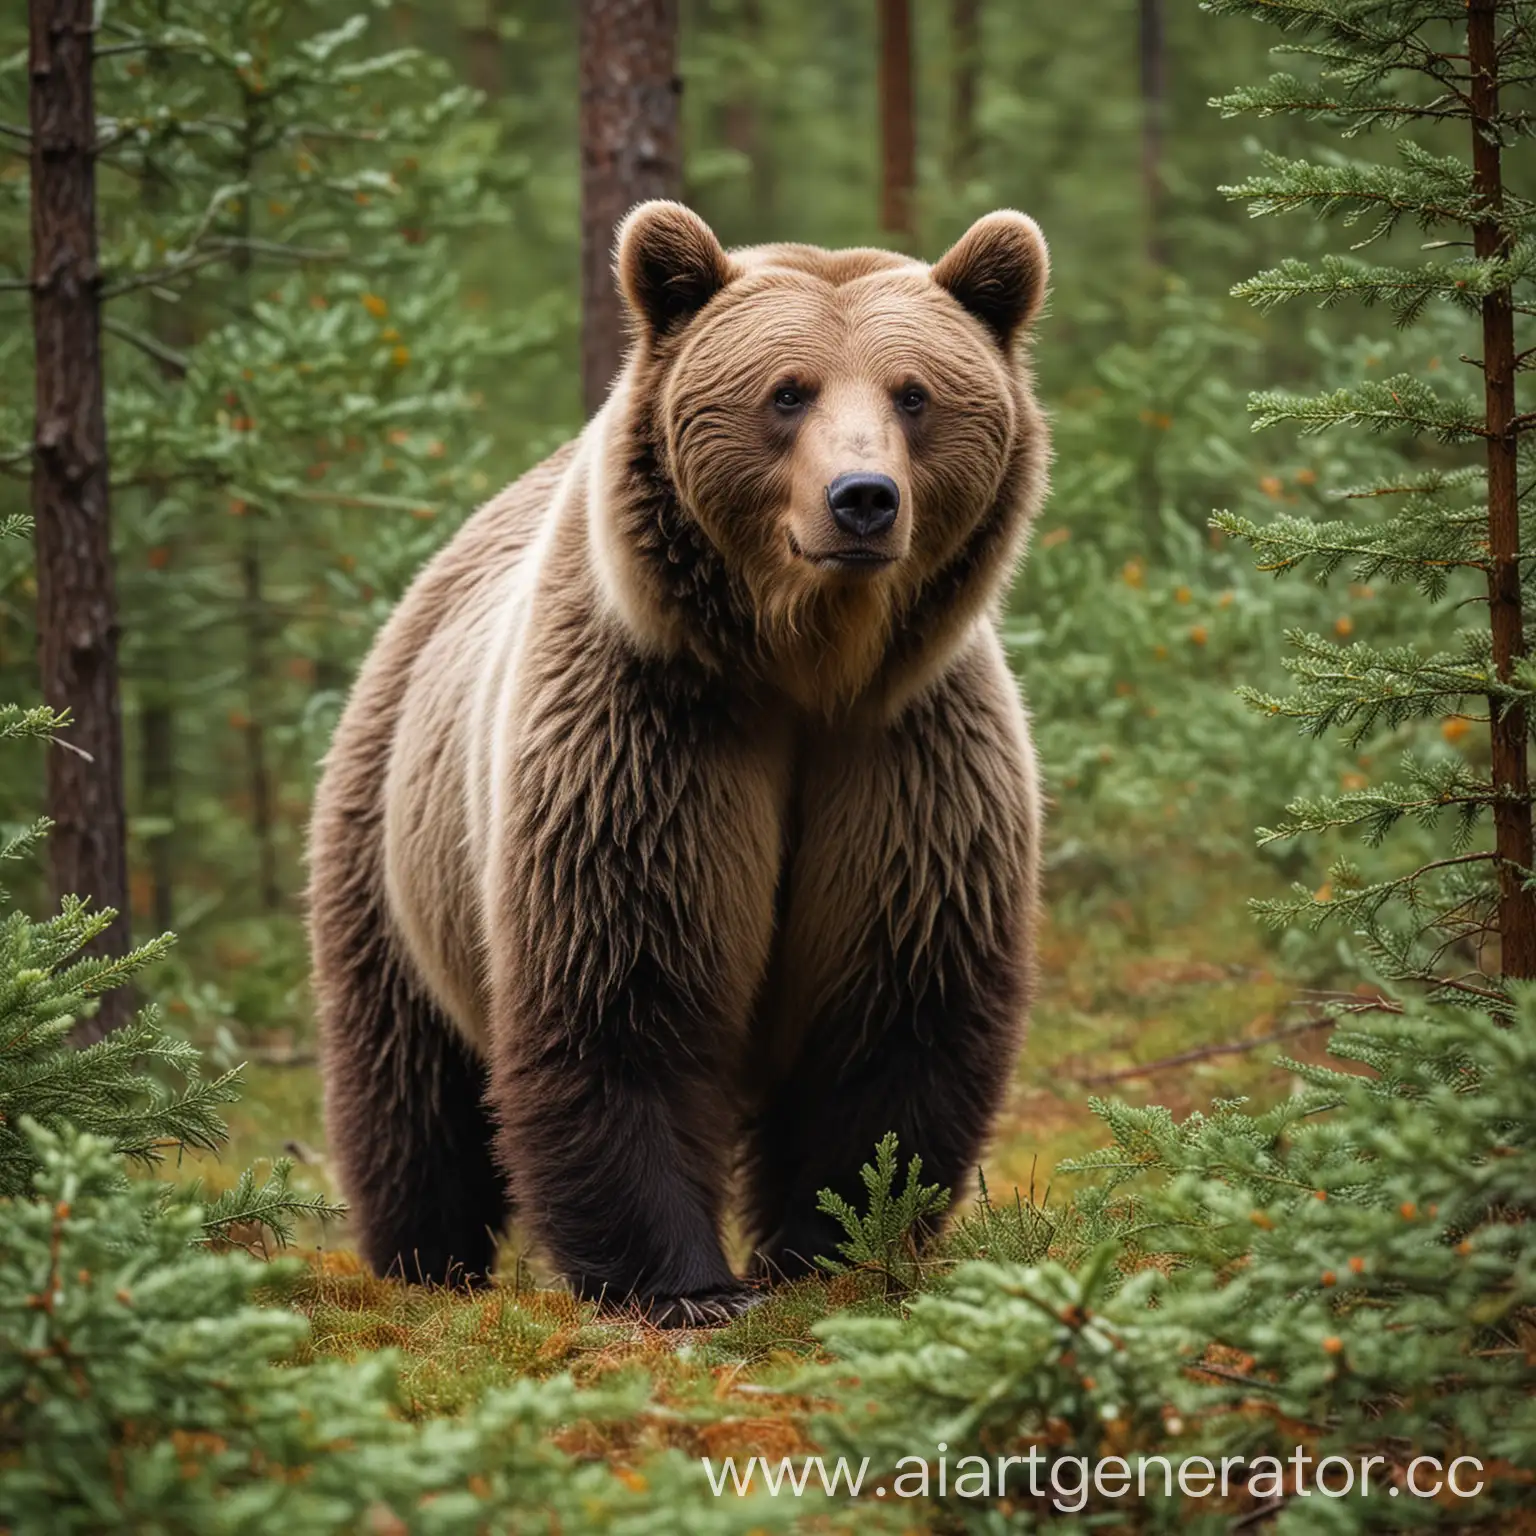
487, 642, 786, 1326
744, 636, 1041, 1279
495, 1027, 753, 1325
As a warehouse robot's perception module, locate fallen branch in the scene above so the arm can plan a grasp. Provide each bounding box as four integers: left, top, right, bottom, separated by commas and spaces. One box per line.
1075, 1016, 1336, 1086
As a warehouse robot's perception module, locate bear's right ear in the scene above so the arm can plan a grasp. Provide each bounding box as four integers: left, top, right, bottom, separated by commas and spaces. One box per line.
930, 211, 1049, 351
616, 201, 735, 343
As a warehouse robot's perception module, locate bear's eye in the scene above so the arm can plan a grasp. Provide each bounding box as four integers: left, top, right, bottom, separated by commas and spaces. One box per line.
896, 385, 928, 415
772, 385, 806, 413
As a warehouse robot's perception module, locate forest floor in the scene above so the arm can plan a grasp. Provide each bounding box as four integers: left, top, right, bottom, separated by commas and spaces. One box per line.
167, 828, 1332, 1459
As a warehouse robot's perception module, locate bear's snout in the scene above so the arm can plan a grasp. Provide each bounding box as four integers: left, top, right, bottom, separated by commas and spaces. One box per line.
825, 471, 900, 540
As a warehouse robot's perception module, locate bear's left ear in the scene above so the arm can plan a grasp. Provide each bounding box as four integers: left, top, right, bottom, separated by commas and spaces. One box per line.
616, 200, 736, 342
930, 211, 1049, 350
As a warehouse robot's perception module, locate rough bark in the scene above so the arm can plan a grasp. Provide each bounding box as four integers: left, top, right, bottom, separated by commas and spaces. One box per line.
28, 0, 132, 1040
1139, 0, 1166, 268
1469, 0, 1536, 978
949, 0, 979, 182
879, 0, 916, 238
578, 0, 681, 417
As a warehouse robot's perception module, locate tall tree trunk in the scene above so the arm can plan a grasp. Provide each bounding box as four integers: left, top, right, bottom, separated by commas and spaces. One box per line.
1468, 0, 1536, 978
241, 523, 280, 912
1135, 2, 1167, 532
1138, 0, 1166, 269
28, 0, 131, 1040
949, 0, 979, 183
230, 116, 280, 913
578, 0, 681, 417
721, 0, 772, 239
462, 0, 505, 97
140, 697, 175, 931
879, 0, 916, 238
138, 3, 188, 935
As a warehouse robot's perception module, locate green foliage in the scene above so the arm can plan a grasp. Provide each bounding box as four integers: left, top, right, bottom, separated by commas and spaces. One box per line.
3, 995, 224, 1195
1143, 989, 1536, 1523
1204, 0, 1536, 994
0, 627, 335, 1241
814, 1248, 1183, 1494
0, 947, 337, 1249
0, 1121, 795, 1536
1215, 464, 1486, 598
0, 876, 338, 1244
1234, 251, 1526, 326
940, 1170, 1061, 1270
197, 1155, 342, 1251
0, 672, 218, 1191
816, 991, 1536, 1530
814, 1132, 950, 1295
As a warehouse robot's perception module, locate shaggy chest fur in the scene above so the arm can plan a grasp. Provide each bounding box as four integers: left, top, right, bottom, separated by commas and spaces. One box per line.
379, 424, 1028, 1070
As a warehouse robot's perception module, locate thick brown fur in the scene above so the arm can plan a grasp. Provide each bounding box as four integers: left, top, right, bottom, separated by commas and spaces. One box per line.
308, 204, 1050, 1323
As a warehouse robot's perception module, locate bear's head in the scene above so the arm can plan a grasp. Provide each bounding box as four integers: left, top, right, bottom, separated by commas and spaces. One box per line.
595, 201, 1049, 715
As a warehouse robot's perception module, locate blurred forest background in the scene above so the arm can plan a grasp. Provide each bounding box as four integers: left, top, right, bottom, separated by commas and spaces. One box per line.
3, 1, 1535, 1529
0, 0, 1446, 1174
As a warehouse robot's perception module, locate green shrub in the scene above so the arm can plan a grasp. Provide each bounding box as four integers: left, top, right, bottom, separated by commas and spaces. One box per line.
0, 1121, 797, 1536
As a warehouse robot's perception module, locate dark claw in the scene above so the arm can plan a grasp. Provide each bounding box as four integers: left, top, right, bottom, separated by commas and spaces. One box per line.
641, 1284, 765, 1329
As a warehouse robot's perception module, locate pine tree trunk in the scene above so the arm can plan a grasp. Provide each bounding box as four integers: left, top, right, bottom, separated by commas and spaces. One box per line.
1139, 0, 1166, 269
721, 0, 772, 239
241, 524, 279, 912
138, 12, 188, 936
1468, 0, 1536, 979
28, 0, 132, 1041
879, 0, 916, 238
1136, 0, 1167, 533
949, 0, 979, 182
462, 0, 504, 97
578, 0, 681, 417
230, 118, 279, 914
140, 698, 175, 931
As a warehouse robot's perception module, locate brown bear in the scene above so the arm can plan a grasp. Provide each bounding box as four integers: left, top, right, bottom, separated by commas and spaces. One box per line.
307, 202, 1049, 1325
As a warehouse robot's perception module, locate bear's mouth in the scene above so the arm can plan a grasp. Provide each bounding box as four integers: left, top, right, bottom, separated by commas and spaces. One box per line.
787, 532, 897, 573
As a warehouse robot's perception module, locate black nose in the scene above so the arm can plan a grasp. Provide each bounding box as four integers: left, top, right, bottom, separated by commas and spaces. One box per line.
826, 472, 900, 538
